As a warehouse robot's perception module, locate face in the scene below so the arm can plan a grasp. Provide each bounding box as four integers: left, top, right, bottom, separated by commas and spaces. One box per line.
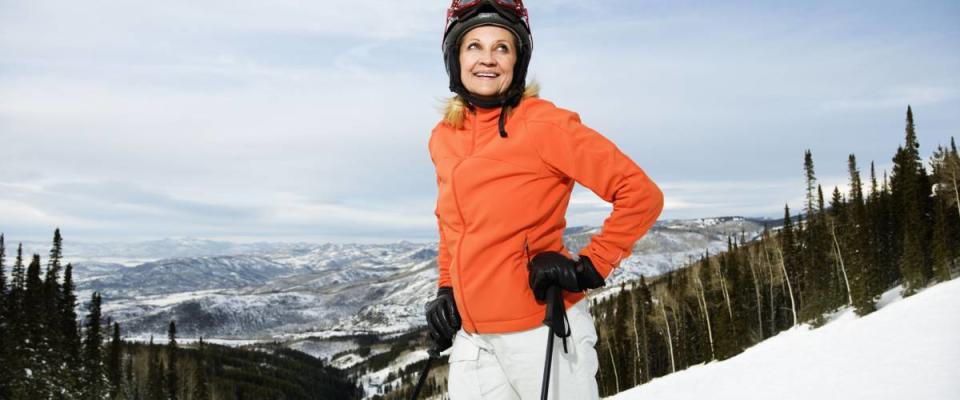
459, 25, 517, 98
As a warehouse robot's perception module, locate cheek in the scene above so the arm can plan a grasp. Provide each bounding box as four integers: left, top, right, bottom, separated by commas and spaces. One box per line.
498, 55, 517, 72
459, 54, 475, 77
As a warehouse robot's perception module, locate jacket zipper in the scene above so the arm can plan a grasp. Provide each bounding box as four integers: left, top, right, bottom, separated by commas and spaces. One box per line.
449, 109, 479, 331
523, 234, 531, 266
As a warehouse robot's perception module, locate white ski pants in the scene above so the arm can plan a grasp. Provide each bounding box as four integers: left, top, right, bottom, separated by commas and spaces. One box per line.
447, 299, 600, 400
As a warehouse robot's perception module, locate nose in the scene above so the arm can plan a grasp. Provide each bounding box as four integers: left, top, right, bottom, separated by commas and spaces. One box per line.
479, 49, 497, 66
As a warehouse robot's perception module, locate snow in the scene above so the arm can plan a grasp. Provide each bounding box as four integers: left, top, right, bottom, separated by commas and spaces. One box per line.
124, 336, 265, 347
137, 289, 225, 306
608, 278, 960, 400
361, 349, 435, 398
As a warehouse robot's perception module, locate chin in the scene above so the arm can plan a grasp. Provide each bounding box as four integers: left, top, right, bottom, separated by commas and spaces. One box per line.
465, 84, 507, 98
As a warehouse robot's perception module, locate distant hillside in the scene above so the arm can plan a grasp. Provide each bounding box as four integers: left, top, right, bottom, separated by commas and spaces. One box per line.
59, 216, 771, 342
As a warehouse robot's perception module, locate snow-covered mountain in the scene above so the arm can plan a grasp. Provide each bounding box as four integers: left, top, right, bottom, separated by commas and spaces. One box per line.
608, 278, 960, 399
68, 217, 772, 343
20, 237, 323, 266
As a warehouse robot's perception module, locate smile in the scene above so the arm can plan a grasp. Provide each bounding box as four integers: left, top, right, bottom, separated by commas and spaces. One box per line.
473, 72, 500, 79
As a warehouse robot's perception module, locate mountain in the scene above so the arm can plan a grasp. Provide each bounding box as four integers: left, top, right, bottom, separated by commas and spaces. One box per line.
20, 237, 317, 266
69, 217, 774, 344
609, 278, 960, 399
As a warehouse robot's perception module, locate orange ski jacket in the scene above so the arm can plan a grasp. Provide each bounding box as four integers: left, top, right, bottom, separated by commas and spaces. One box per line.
429, 96, 664, 334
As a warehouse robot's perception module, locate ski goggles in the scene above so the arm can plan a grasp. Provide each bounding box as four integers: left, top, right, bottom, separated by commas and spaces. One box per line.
445, 0, 530, 34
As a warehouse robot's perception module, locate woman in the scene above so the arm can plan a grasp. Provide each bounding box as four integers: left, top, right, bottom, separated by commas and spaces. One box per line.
425, 1, 664, 399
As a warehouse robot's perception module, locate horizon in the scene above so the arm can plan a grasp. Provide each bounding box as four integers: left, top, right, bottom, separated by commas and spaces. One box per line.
6, 213, 782, 246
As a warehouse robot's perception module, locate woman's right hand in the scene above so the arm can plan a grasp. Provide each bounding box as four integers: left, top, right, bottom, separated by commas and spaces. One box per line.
425, 286, 461, 352
527, 252, 606, 301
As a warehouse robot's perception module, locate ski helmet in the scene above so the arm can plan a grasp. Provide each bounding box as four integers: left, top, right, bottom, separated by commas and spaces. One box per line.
443, 0, 533, 110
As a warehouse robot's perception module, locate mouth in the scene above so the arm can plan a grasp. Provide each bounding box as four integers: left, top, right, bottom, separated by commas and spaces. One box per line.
473, 71, 500, 79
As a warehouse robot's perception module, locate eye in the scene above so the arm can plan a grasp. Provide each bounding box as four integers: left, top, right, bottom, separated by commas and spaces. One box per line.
497, 44, 510, 53
466, 42, 480, 50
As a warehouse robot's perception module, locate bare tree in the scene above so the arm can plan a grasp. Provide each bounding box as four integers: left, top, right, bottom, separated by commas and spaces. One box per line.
653, 288, 677, 374
628, 285, 641, 387
597, 324, 620, 393
770, 238, 798, 326
746, 245, 764, 338
688, 265, 715, 360
828, 220, 853, 305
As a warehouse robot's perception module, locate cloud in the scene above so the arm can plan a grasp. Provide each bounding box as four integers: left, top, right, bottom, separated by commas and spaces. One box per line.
820, 86, 956, 112
1, 1, 958, 242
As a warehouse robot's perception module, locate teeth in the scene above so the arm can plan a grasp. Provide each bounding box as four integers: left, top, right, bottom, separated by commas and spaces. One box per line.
475, 72, 498, 78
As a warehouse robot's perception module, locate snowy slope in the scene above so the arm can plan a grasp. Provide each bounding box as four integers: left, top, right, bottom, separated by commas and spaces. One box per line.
609, 278, 960, 400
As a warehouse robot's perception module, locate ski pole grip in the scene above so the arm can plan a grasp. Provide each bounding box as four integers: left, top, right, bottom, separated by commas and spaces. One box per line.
542, 285, 562, 327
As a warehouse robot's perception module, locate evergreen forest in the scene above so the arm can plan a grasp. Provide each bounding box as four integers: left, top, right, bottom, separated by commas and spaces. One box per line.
0, 229, 362, 400
589, 106, 960, 396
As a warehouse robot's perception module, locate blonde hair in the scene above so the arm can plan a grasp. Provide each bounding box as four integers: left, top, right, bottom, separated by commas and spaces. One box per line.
440, 80, 541, 129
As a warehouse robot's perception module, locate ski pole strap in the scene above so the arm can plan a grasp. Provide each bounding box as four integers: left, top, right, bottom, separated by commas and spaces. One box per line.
542, 285, 572, 353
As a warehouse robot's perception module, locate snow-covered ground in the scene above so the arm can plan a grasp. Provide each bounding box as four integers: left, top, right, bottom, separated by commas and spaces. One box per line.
609, 278, 960, 400
359, 349, 434, 398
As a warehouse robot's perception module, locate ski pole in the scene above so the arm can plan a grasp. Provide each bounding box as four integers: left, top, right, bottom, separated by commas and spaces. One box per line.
408, 346, 440, 400
540, 284, 561, 400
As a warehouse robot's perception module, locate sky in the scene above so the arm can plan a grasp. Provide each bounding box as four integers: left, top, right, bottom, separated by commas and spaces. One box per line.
1, 0, 958, 244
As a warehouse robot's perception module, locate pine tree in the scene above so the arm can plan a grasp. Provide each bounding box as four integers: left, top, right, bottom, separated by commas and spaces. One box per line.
846, 154, 875, 314
17, 253, 58, 398
777, 204, 799, 327
931, 196, 953, 281
24, 254, 45, 352
892, 106, 929, 295
166, 320, 179, 400
36, 231, 73, 394
797, 151, 833, 321
193, 337, 210, 400
804, 150, 818, 216
0, 234, 8, 400
4, 244, 26, 396
82, 292, 106, 400
0, 234, 6, 301
7, 244, 25, 334
148, 336, 166, 400
62, 263, 81, 372
44, 228, 64, 303
122, 352, 138, 400
107, 322, 123, 399
807, 184, 835, 318
636, 278, 653, 383
828, 186, 854, 309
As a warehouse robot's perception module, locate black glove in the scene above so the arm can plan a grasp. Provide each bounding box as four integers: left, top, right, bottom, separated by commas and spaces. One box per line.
425, 286, 461, 352
528, 252, 606, 301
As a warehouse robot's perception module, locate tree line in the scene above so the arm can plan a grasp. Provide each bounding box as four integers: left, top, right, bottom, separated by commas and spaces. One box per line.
589, 105, 960, 397
0, 229, 362, 399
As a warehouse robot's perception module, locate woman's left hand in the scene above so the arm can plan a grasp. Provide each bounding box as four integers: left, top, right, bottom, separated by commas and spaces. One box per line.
527, 252, 606, 301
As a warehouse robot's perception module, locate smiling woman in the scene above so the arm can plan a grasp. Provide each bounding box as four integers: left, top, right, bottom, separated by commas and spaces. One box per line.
458, 25, 517, 100
421, 1, 665, 399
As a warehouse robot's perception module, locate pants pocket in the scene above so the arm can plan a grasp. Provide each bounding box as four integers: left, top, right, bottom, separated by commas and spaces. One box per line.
567, 300, 599, 377
448, 330, 480, 363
